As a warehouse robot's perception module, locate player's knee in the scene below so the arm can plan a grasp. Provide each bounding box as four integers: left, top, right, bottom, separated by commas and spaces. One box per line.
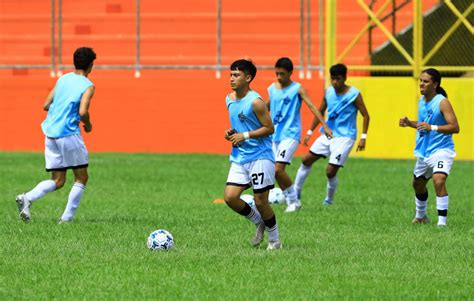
432, 175, 446, 190
275, 168, 286, 178
54, 178, 66, 189
75, 174, 89, 185
412, 178, 426, 192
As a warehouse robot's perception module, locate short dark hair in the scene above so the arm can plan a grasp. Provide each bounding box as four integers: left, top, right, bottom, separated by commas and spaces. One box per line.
422, 68, 448, 98
230, 59, 257, 82
74, 47, 96, 70
275, 57, 293, 72
330, 64, 347, 77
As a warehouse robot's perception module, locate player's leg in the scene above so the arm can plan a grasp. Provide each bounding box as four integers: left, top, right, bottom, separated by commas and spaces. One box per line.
412, 157, 431, 224
323, 137, 354, 205
431, 154, 454, 227
225, 163, 265, 246
59, 167, 88, 222
250, 159, 281, 250
294, 135, 329, 200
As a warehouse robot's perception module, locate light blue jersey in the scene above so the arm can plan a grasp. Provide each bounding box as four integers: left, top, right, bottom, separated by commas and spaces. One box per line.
414, 94, 454, 158
320, 86, 359, 139
268, 81, 302, 142
41, 72, 94, 138
226, 90, 274, 164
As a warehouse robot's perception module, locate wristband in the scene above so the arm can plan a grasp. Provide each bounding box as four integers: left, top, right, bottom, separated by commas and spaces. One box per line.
360, 133, 367, 139
307, 130, 313, 135
431, 125, 438, 132
243, 131, 250, 140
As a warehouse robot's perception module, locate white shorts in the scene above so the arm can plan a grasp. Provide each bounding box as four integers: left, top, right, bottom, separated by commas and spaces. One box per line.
272, 138, 299, 164
414, 149, 455, 179
226, 159, 275, 193
45, 134, 88, 172
309, 135, 355, 167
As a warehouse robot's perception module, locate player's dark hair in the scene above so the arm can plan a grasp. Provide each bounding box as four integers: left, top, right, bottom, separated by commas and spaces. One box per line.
230, 59, 257, 82
422, 68, 447, 98
275, 57, 293, 72
330, 64, 347, 77
74, 47, 96, 70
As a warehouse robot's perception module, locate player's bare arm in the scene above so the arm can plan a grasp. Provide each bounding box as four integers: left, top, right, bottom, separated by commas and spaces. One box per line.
303, 99, 327, 146
399, 116, 417, 128
417, 99, 460, 134
299, 86, 333, 138
79, 86, 95, 133
228, 98, 274, 146
354, 93, 370, 152
43, 87, 55, 111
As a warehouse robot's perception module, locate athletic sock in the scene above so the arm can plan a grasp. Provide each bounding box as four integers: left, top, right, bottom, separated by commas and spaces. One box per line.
294, 164, 312, 198
415, 192, 428, 219
238, 202, 263, 225
25, 179, 56, 203
284, 185, 298, 204
264, 215, 279, 242
325, 176, 338, 202
436, 195, 449, 226
60, 182, 86, 221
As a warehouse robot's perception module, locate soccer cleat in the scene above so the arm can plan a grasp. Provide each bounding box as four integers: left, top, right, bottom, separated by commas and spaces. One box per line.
58, 219, 71, 224
412, 215, 430, 224
322, 199, 333, 206
266, 240, 282, 251
16, 193, 31, 222
251, 222, 265, 246
437, 223, 447, 228
284, 202, 301, 213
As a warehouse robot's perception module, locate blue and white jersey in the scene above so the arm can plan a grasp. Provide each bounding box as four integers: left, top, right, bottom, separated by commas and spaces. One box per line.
414, 94, 454, 158
320, 86, 359, 139
268, 81, 302, 142
41, 72, 94, 138
226, 90, 274, 164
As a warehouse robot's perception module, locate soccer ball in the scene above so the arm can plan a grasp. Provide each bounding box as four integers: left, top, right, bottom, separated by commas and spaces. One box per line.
147, 229, 174, 251
241, 194, 255, 207
269, 188, 286, 204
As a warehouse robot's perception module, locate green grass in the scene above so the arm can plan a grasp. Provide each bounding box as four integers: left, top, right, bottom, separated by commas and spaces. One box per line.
1, 152, 473, 300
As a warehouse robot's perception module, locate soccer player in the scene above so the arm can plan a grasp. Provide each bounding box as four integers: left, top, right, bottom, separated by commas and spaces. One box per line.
224, 59, 281, 250
267, 57, 332, 213
15, 47, 96, 223
294, 64, 370, 205
399, 68, 459, 227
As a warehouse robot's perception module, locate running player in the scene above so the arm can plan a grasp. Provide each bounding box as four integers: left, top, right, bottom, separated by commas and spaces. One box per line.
294, 64, 370, 205
15, 47, 96, 223
399, 68, 459, 227
224, 59, 281, 250
267, 57, 332, 213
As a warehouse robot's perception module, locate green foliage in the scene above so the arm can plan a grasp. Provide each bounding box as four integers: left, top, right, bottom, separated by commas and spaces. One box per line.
1, 153, 473, 300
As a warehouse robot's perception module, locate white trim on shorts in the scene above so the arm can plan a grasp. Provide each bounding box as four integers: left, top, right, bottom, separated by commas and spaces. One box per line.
45, 134, 88, 172
226, 159, 275, 193
309, 135, 355, 167
413, 149, 455, 179
272, 138, 299, 164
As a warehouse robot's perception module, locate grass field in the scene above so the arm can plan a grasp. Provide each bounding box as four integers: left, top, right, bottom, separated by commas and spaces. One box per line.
1, 152, 473, 300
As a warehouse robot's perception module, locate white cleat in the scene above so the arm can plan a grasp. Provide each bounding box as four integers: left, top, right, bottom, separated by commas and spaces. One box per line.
58, 219, 72, 224
251, 222, 265, 246
16, 193, 31, 222
284, 202, 301, 213
266, 240, 282, 251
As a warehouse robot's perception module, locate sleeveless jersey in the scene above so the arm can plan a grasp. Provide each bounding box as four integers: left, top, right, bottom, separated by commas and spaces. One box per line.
268, 81, 302, 142
414, 94, 454, 158
226, 90, 274, 164
320, 86, 359, 139
41, 72, 94, 138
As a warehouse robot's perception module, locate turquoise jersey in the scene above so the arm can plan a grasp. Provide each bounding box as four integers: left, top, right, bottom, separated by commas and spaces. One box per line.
41, 72, 94, 138
268, 82, 302, 142
320, 86, 359, 139
414, 94, 454, 158
226, 90, 274, 164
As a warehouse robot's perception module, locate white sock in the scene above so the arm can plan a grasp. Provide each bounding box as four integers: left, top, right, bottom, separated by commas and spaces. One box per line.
294, 164, 312, 198
415, 198, 428, 219
25, 180, 56, 203
246, 207, 263, 225
60, 182, 86, 221
436, 195, 449, 225
266, 224, 279, 242
325, 176, 338, 202
284, 185, 298, 204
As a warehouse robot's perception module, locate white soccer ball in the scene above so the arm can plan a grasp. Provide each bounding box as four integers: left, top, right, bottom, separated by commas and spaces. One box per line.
147, 229, 174, 251
241, 194, 255, 207
269, 188, 287, 204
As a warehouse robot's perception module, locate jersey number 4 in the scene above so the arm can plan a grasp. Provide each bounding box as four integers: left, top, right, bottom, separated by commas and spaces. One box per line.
278, 150, 286, 158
